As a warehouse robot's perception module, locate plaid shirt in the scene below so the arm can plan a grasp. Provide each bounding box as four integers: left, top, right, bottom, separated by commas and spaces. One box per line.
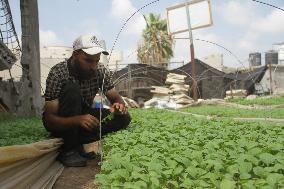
44, 60, 114, 106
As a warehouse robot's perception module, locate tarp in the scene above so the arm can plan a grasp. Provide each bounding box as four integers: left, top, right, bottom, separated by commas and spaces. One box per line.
172, 59, 267, 99
113, 61, 267, 100
0, 138, 64, 189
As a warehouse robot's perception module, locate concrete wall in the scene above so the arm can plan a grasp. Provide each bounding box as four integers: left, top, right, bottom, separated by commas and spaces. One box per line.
259, 65, 284, 94
41, 58, 66, 93
41, 46, 72, 59
279, 45, 284, 65
201, 53, 223, 71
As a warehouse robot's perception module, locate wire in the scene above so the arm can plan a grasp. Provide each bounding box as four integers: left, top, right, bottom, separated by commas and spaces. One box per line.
98, 88, 103, 166
251, 0, 284, 12
98, 0, 161, 166
108, 0, 160, 62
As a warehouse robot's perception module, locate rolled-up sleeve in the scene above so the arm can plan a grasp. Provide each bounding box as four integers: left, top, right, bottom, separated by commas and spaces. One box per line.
44, 68, 62, 101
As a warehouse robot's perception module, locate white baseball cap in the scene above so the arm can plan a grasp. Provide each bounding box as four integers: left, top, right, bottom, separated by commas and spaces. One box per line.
72, 34, 109, 55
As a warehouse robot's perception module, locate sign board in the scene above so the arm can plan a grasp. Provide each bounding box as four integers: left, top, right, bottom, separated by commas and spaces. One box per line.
166, 0, 213, 35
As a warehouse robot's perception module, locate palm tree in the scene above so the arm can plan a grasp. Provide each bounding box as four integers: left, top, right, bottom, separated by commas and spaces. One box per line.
137, 13, 173, 67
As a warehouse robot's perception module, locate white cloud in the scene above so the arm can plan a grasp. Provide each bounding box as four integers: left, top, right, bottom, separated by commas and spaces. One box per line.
220, 0, 255, 26
39, 30, 62, 47
79, 18, 102, 37
220, 1, 284, 35
250, 8, 284, 35
217, 1, 284, 65
111, 0, 136, 19
238, 30, 260, 50
125, 15, 146, 35
110, 0, 145, 36
237, 6, 284, 53
62, 18, 102, 47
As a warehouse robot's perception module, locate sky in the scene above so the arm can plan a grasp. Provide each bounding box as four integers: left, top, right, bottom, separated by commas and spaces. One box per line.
9, 0, 284, 69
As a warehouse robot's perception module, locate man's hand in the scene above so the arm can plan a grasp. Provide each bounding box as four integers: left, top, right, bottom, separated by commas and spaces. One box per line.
76, 114, 99, 131
106, 89, 128, 115
110, 103, 128, 114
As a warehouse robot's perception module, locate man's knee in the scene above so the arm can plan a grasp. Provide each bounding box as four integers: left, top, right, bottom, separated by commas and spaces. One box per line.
118, 113, 131, 129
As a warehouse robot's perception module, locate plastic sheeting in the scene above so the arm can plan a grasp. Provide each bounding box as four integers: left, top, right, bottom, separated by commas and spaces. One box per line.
0, 138, 64, 189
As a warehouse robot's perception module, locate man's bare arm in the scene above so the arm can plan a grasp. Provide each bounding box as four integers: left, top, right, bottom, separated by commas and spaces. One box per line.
106, 88, 124, 104
44, 100, 99, 132
106, 88, 128, 114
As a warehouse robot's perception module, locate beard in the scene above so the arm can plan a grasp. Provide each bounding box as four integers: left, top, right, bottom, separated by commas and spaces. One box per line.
73, 59, 96, 80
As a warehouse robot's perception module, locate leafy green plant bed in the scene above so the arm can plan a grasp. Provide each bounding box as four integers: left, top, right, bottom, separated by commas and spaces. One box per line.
96, 109, 284, 188
182, 105, 284, 119
0, 113, 48, 147
227, 95, 284, 106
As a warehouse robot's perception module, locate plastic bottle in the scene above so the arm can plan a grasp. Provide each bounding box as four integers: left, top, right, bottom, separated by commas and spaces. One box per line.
94, 94, 103, 108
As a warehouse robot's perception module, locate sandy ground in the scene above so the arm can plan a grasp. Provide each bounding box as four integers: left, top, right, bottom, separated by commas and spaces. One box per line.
52, 159, 100, 189
52, 142, 101, 189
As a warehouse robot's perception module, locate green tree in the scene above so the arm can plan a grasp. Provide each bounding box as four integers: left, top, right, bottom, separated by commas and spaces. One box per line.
137, 13, 173, 66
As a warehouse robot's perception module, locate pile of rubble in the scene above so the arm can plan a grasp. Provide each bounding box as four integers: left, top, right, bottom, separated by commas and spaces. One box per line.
144, 73, 194, 109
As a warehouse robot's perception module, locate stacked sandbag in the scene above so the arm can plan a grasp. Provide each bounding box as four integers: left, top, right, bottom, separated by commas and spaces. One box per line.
150, 86, 173, 98
165, 73, 187, 85
144, 86, 171, 108
225, 89, 247, 99
171, 94, 194, 105
166, 73, 189, 95
144, 73, 194, 109
169, 84, 190, 95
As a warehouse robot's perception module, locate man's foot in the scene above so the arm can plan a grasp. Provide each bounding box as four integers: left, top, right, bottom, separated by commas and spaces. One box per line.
57, 150, 87, 167
77, 145, 99, 160
80, 151, 98, 160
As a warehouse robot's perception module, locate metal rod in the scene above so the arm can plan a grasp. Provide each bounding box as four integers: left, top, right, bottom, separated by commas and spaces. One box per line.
185, 0, 198, 101
269, 62, 273, 95
128, 65, 132, 98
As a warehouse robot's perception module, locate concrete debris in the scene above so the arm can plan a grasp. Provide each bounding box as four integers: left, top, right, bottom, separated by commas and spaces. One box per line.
225, 89, 247, 99
122, 96, 139, 108
226, 89, 248, 96
246, 95, 258, 100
